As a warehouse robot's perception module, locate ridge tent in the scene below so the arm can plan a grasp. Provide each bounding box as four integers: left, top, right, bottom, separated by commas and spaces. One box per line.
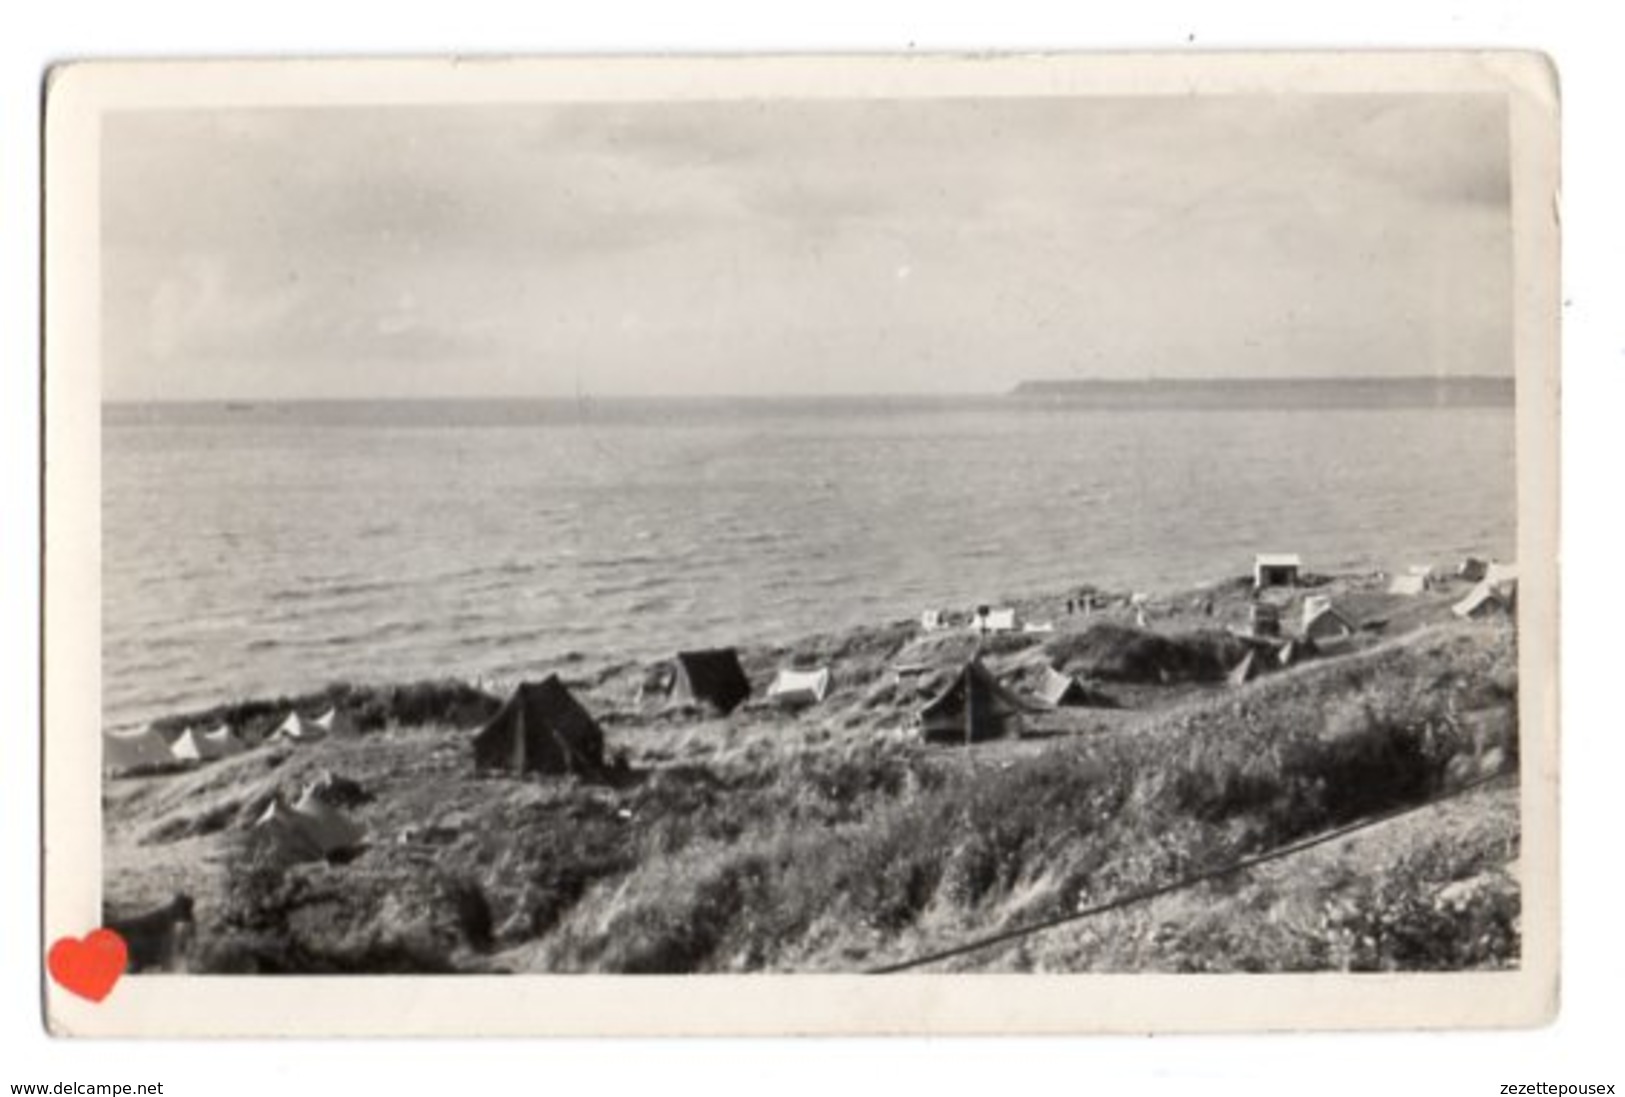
312, 706, 355, 737
203, 724, 246, 757
471, 676, 606, 776
169, 727, 214, 763
920, 609, 947, 632
103, 727, 174, 774
1303, 602, 1359, 644
918, 659, 1032, 744
292, 786, 366, 856
271, 711, 327, 745
1038, 665, 1094, 707
1458, 557, 1491, 582
766, 667, 832, 707
1388, 573, 1428, 596
1227, 650, 1262, 687
1453, 581, 1510, 619
250, 797, 328, 864
670, 648, 752, 715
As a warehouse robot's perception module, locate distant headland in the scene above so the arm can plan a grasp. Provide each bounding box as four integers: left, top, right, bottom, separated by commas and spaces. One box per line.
1008, 375, 1514, 409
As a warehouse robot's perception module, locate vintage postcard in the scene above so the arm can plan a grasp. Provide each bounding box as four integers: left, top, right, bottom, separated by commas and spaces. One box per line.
42, 51, 1560, 1036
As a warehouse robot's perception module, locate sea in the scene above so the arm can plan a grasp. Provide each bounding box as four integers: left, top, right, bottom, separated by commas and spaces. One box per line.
102, 389, 1516, 731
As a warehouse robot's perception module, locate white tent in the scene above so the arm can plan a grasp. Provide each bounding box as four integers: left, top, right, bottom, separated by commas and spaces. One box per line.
312, 706, 354, 737
766, 667, 833, 707
271, 711, 327, 744
920, 609, 947, 632
103, 727, 174, 774
168, 727, 211, 763
1453, 582, 1508, 619
1038, 666, 1093, 707
1388, 573, 1427, 596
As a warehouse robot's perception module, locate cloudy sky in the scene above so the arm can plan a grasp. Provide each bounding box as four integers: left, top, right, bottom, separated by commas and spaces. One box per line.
101, 94, 1511, 401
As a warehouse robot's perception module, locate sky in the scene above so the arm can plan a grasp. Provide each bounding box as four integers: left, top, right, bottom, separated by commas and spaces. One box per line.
100, 94, 1512, 400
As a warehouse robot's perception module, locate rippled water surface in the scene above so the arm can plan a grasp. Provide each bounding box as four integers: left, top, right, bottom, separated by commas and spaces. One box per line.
103, 396, 1515, 729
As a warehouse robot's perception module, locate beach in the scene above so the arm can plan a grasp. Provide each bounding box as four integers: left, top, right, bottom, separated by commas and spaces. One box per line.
102, 564, 1520, 975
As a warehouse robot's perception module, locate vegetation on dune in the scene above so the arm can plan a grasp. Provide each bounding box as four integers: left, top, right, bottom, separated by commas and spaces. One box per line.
1042, 623, 1254, 684
148, 679, 502, 741
179, 620, 1517, 974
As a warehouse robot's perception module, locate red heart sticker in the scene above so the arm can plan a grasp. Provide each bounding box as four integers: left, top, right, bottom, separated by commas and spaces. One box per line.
48, 929, 128, 1002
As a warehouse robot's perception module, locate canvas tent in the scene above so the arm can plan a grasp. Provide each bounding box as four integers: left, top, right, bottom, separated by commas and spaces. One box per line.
271, 711, 326, 745
103, 727, 174, 774
918, 659, 1032, 744
1038, 665, 1095, 707
312, 706, 355, 737
1277, 639, 1301, 668
1388, 573, 1428, 596
251, 797, 329, 864
766, 667, 832, 707
1253, 553, 1302, 589
292, 786, 366, 855
471, 676, 605, 776
920, 609, 947, 632
169, 727, 215, 763
668, 649, 753, 715
1227, 649, 1262, 687
1303, 602, 1359, 644
1453, 581, 1510, 619
1458, 557, 1491, 582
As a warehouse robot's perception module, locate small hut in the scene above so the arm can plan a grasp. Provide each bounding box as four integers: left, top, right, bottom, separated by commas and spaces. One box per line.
1253, 553, 1302, 589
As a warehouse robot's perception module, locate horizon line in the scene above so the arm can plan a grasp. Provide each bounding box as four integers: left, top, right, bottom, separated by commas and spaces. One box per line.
102, 374, 1517, 406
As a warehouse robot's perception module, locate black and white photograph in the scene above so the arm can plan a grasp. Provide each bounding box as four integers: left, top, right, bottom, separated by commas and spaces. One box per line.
41, 53, 1560, 1034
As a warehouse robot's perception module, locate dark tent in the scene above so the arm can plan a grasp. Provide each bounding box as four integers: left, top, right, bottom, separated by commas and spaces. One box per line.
918, 659, 1032, 744
670, 649, 752, 715
472, 677, 605, 776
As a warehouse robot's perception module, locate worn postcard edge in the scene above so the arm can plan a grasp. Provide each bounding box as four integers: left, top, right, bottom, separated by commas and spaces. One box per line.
40, 51, 1561, 1037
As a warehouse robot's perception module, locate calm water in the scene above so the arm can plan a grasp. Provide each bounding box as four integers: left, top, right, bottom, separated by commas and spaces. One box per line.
102, 396, 1515, 730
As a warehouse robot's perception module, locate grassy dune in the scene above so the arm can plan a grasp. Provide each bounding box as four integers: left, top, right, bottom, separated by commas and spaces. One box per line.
102, 573, 1520, 974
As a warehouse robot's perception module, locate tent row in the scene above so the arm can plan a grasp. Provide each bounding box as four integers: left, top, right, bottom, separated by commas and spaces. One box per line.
638, 648, 835, 715
103, 705, 354, 776
103, 722, 246, 775
474, 654, 1099, 772
920, 606, 1053, 635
